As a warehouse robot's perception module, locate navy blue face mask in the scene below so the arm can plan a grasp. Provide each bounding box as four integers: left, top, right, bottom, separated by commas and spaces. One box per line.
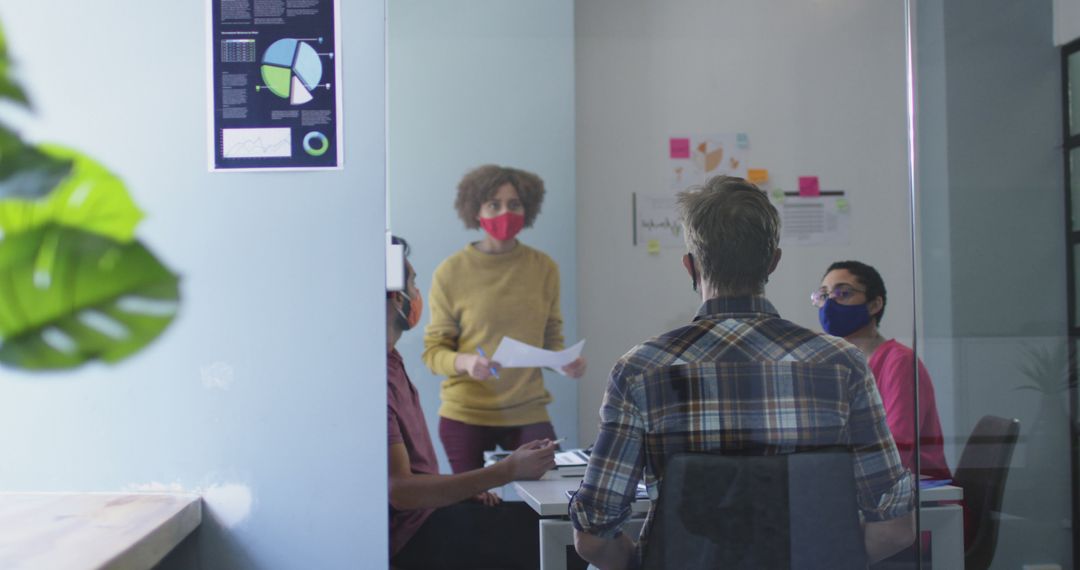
818, 299, 871, 337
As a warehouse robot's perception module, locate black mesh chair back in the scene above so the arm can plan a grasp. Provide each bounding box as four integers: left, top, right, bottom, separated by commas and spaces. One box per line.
952, 415, 1020, 570
641, 449, 867, 570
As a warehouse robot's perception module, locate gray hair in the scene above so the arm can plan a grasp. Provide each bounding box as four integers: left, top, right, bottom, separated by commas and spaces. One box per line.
677, 175, 780, 294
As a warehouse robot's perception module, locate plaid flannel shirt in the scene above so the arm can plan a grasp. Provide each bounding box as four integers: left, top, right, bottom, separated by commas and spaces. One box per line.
569, 296, 913, 548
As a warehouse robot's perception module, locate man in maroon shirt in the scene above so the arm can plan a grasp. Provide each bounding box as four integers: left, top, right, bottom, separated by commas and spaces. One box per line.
387, 236, 556, 569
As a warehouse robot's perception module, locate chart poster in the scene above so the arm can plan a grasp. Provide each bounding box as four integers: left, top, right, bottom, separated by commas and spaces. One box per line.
667, 133, 750, 192
208, 0, 343, 171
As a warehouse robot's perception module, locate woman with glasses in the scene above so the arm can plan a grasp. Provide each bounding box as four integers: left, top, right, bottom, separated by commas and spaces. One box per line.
815, 260, 950, 480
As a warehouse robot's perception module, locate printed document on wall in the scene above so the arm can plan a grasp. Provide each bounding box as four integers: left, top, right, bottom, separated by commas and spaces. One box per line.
634, 193, 684, 248
773, 195, 851, 246
208, 0, 343, 171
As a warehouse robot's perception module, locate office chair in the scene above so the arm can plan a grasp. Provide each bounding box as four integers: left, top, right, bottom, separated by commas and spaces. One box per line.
641, 449, 867, 570
953, 415, 1020, 570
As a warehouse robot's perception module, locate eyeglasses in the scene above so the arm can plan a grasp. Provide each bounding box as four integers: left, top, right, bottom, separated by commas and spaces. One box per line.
810, 284, 866, 307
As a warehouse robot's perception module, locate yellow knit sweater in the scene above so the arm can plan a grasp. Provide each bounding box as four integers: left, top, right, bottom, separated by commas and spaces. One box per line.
422, 242, 565, 426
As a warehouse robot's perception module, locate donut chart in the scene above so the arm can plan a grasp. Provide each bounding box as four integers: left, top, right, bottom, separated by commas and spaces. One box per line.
260, 38, 323, 105
303, 131, 329, 156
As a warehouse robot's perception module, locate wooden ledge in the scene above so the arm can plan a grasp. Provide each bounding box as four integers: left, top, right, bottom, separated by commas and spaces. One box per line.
0, 492, 202, 570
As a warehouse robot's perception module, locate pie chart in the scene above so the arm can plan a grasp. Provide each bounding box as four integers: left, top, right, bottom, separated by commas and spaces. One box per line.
260, 38, 323, 105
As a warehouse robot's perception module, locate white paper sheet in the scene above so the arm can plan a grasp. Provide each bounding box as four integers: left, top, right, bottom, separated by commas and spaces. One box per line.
634, 193, 684, 249
771, 194, 851, 246
490, 337, 586, 375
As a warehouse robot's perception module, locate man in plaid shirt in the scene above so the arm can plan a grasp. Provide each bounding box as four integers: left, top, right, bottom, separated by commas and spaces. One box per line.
570, 176, 915, 568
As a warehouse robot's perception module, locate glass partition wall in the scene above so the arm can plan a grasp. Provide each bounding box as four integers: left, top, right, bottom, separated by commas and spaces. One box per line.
1070, 35, 1080, 570
914, 0, 1074, 568
387, 1, 1074, 568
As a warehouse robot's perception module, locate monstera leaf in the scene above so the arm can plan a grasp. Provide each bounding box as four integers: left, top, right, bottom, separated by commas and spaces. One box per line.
0, 129, 73, 201
0, 24, 66, 201
0, 145, 141, 241
0, 22, 178, 372
0, 24, 29, 108
0, 224, 180, 370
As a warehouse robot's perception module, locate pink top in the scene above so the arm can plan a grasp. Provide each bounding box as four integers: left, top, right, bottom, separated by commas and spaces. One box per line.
387, 349, 439, 556
869, 340, 951, 480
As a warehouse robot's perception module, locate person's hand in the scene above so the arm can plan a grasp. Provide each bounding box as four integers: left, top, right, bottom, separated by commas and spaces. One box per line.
471, 491, 502, 506
454, 353, 501, 380
503, 439, 557, 480
562, 356, 587, 379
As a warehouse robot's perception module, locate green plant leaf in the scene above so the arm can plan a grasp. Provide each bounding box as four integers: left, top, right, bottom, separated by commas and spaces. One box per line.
0, 61, 29, 107
0, 144, 142, 242
1015, 343, 1072, 394
0, 224, 180, 370
0, 23, 29, 108
0, 128, 73, 201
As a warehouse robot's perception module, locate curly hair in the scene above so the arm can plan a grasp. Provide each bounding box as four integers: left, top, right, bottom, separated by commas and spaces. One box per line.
454, 165, 545, 229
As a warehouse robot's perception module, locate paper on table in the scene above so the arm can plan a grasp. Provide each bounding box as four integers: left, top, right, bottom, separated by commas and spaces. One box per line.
491, 337, 586, 375
919, 478, 952, 490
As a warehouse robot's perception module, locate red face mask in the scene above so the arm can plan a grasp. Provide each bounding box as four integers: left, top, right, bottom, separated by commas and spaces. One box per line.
479, 212, 525, 242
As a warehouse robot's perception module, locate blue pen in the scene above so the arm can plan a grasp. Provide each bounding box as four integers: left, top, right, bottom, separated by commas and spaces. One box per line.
476, 347, 500, 379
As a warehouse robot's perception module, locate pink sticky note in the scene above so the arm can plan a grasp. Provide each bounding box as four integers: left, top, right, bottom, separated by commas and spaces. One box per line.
798, 176, 820, 197
669, 138, 691, 159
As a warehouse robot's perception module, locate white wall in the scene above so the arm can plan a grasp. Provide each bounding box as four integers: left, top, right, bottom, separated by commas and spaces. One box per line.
0, 2, 388, 568
388, 0, 579, 465
575, 0, 913, 444
1054, 0, 1080, 45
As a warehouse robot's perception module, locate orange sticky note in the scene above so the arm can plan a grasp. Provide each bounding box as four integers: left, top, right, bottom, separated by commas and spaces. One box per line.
798, 176, 820, 197
747, 168, 769, 185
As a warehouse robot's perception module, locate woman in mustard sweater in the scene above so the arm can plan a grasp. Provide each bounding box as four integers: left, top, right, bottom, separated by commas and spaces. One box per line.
423, 164, 587, 473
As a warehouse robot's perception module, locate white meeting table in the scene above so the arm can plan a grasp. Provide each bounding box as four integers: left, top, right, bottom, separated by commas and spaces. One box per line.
514, 473, 964, 570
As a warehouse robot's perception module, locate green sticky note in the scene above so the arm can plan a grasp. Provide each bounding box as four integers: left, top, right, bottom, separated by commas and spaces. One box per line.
836, 198, 849, 212
771, 189, 785, 203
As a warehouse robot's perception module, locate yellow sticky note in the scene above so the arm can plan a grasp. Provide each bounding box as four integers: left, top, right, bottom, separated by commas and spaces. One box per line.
747, 168, 769, 185
647, 239, 661, 254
